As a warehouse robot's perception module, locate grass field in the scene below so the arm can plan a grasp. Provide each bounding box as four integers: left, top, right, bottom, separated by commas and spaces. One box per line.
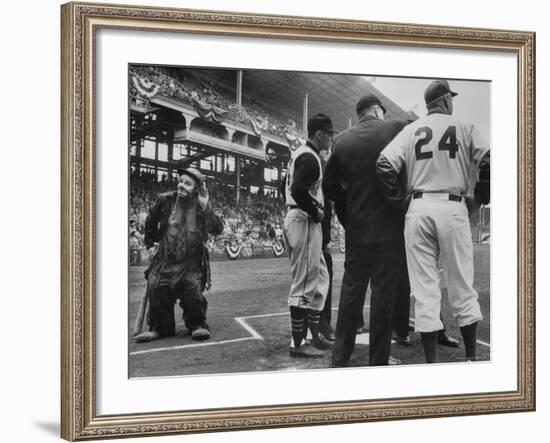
128, 244, 490, 378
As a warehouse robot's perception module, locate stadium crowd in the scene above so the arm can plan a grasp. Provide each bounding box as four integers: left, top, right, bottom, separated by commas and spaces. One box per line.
129, 170, 344, 264
130, 66, 306, 140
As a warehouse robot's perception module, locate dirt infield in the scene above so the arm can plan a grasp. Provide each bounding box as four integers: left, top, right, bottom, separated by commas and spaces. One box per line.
129, 244, 490, 377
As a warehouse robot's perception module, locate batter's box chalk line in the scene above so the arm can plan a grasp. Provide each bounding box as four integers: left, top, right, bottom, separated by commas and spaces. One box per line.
130, 307, 490, 356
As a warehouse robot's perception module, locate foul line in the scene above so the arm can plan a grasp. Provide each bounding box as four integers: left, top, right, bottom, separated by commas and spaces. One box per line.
234, 316, 264, 340
130, 337, 255, 356
131, 306, 491, 356
130, 313, 274, 356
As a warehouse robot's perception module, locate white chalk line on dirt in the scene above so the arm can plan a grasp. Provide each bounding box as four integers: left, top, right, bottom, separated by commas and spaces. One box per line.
234, 316, 264, 340
130, 337, 255, 356
130, 314, 271, 356
131, 306, 490, 356
130, 309, 318, 356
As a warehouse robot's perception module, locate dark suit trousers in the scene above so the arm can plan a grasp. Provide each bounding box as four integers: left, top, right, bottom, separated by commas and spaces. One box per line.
333, 241, 403, 366
320, 250, 333, 329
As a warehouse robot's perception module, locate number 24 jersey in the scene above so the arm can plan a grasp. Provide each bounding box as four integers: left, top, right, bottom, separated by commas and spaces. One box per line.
381, 113, 490, 195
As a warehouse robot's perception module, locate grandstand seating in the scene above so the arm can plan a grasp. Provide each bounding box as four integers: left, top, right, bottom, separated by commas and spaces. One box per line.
130, 66, 306, 140
129, 174, 345, 263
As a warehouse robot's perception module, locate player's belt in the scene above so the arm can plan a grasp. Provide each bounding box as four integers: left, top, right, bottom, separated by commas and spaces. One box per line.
412, 191, 463, 202
287, 205, 300, 209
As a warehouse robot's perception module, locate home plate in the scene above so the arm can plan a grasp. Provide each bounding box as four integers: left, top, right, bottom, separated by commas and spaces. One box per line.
355, 333, 396, 346
356, 333, 370, 345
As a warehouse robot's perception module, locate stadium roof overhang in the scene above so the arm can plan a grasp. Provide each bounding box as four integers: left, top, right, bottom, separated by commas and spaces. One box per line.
190, 68, 417, 133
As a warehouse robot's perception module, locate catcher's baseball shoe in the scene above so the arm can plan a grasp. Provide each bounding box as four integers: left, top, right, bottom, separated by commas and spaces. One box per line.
191, 325, 210, 341
289, 344, 324, 358
134, 331, 159, 343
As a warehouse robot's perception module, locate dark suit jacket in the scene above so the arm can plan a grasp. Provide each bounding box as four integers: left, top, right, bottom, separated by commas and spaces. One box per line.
322, 115, 407, 245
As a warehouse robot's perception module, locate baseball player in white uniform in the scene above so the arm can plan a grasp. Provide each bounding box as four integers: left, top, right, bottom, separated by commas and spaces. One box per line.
376, 79, 490, 363
282, 113, 332, 358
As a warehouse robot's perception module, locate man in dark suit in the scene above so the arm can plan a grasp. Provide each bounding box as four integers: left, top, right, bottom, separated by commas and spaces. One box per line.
319, 147, 336, 342
323, 94, 407, 366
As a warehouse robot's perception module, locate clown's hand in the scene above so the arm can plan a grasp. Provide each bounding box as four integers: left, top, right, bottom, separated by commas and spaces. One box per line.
147, 243, 159, 260
198, 182, 209, 209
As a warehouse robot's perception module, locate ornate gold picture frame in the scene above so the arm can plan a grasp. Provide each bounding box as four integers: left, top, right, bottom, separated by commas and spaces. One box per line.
61, 1, 535, 440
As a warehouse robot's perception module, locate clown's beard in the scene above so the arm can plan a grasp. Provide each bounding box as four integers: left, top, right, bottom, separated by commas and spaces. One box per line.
175, 192, 197, 207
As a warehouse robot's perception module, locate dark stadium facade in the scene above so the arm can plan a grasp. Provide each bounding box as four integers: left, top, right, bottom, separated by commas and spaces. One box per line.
129, 65, 417, 203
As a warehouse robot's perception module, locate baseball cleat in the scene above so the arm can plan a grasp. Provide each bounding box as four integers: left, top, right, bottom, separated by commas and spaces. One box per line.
134, 331, 159, 343
393, 333, 413, 346
311, 335, 333, 350
438, 332, 459, 348
191, 326, 210, 341
289, 344, 324, 358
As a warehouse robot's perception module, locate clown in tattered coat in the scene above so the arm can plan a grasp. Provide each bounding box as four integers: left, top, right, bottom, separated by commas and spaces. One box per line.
135, 168, 224, 342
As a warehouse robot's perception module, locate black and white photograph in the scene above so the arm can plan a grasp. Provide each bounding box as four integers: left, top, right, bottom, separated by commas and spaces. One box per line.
128, 65, 491, 378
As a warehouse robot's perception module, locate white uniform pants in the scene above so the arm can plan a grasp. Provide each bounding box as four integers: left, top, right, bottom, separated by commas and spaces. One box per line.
283, 208, 329, 311
404, 195, 483, 332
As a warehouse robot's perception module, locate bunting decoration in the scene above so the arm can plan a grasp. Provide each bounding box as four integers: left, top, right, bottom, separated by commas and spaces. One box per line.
248, 115, 269, 136
284, 131, 305, 151
192, 97, 228, 123
225, 243, 242, 260
132, 76, 160, 98
284, 120, 305, 150
272, 241, 285, 257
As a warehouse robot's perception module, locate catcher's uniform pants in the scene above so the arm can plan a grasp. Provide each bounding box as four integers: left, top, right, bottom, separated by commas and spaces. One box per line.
147, 271, 208, 337
332, 240, 403, 366
404, 194, 483, 332
283, 208, 329, 311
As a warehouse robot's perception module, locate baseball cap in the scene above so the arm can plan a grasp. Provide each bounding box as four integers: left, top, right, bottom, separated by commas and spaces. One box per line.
307, 113, 334, 136
424, 80, 458, 105
356, 93, 386, 115
177, 167, 204, 185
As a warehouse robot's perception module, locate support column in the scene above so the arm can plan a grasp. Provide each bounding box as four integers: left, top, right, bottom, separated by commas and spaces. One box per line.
348, 117, 353, 129
302, 92, 309, 131
226, 128, 235, 144
236, 70, 243, 109
135, 136, 142, 170
235, 156, 241, 205
154, 141, 159, 181
181, 113, 195, 139
277, 165, 282, 198
167, 140, 174, 178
